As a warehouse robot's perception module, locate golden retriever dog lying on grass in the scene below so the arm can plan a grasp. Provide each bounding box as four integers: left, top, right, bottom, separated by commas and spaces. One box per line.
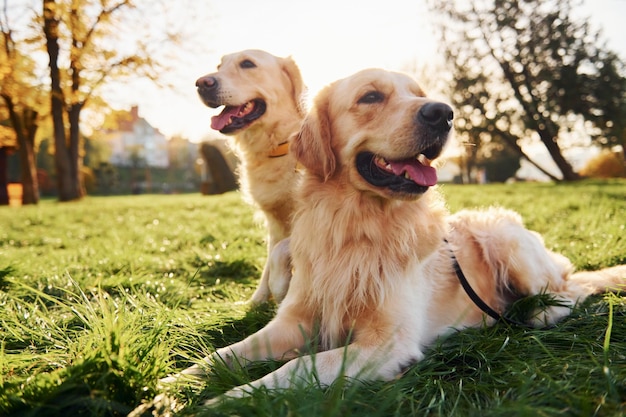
196, 49, 305, 304
168, 68, 625, 398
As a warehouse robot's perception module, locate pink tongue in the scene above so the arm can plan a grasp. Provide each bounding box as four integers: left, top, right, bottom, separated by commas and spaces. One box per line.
211, 105, 244, 131
390, 159, 438, 186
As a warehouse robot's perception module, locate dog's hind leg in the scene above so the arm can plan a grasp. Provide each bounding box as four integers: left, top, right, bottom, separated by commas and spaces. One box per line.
569, 264, 626, 295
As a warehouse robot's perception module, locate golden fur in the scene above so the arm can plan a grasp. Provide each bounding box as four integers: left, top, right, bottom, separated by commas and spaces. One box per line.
196, 50, 305, 303
167, 68, 626, 399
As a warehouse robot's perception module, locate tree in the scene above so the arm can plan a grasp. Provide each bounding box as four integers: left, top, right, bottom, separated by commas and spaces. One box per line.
0, 2, 43, 205
200, 142, 237, 195
2, 102, 39, 203
428, 0, 626, 181
580, 150, 626, 178
0, 121, 14, 205
41, 0, 187, 201
476, 141, 520, 182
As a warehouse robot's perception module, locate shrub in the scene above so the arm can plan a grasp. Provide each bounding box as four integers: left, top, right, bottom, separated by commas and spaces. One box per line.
580, 149, 626, 178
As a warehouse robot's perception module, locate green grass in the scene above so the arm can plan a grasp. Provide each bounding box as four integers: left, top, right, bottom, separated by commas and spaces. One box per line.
0, 180, 624, 416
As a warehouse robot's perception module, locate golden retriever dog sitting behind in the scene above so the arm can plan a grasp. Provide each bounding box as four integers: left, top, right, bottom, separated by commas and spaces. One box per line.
167, 68, 625, 398
196, 50, 305, 304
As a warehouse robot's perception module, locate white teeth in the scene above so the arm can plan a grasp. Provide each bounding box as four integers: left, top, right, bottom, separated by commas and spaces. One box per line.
417, 154, 431, 166
238, 101, 253, 116
374, 156, 395, 173
404, 172, 411, 179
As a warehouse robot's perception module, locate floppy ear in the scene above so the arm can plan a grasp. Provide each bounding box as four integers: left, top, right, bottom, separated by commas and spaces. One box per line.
291, 85, 337, 181
280, 56, 306, 116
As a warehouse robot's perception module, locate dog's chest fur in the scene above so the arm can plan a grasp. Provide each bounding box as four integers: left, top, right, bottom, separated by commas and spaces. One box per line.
290, 183, 447, 348
234, 143, 299, 240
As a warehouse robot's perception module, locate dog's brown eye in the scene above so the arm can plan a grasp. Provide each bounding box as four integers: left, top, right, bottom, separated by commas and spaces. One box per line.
358, 91, 384, 104
240, 59, 256, 69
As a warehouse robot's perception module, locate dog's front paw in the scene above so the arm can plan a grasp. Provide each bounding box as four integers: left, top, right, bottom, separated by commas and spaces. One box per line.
158, 374, 179, 385
128, 393, 182, 417
205, 386, 252, 406
158, 363, 208, 388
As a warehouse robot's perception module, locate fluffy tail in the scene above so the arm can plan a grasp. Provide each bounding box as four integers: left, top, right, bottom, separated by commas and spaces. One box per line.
570, 265, 626, 296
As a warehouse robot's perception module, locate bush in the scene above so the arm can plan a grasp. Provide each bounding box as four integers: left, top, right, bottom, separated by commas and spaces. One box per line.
81, 166, 96, 193
580, 149, 626, 178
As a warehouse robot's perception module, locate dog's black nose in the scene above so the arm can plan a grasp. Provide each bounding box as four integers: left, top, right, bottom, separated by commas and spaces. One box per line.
417, 102, 454, 132
196, 76, 218, 90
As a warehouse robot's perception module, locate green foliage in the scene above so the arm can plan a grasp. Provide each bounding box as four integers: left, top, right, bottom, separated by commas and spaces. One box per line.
580, 150, 626, 179
428, 0, 626, 181
476, 143, 521, 182
0, 182, 624, 416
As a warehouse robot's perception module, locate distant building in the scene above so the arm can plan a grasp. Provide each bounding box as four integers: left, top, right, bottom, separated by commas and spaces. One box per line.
168, 134, 200, 170
106, 106, 169, 168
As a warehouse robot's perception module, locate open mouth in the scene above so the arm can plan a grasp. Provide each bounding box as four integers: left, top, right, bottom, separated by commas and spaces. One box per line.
210, 99, 266, 134
356, 143, 443, 195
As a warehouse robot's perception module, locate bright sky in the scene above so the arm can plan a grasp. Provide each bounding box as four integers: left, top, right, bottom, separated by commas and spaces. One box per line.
120, 0, 626, 143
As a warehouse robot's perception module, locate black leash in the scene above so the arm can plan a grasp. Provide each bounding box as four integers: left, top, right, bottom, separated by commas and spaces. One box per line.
445, 239, 529, 327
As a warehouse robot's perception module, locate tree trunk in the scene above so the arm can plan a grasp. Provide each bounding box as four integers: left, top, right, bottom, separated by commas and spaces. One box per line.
538, 130, 581, 181
498, 61, 580, 181
464, 147, 478, 184
18, 108, 40, 205
0, 147, 9, 205
497, 129, 562, 181
618, 133, 626, 175
68, 103, 85, 198
44, 0, 80, 201
3, 96, 40, 205
200, 142, 238, 194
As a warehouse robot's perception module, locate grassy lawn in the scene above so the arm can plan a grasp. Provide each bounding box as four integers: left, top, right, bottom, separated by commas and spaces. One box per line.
0, 180, 624, 416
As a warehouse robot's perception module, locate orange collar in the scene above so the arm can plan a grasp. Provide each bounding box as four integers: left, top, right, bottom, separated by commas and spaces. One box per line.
269, 141, 290, 158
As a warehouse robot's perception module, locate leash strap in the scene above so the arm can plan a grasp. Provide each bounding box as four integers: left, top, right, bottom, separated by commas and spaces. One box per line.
444, 239, 527, 327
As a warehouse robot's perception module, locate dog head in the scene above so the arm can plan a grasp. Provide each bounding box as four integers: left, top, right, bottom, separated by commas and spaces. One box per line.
292, 68, 453, 200
196, 49, 305, 135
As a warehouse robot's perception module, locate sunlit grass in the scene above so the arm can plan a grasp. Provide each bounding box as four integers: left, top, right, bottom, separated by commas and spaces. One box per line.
0, 181, 624, 416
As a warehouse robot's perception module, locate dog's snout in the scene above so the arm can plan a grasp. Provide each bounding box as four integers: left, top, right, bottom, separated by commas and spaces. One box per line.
196, 75, 221, 108
196, 76, 218, 90
417, 102, 454, 132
